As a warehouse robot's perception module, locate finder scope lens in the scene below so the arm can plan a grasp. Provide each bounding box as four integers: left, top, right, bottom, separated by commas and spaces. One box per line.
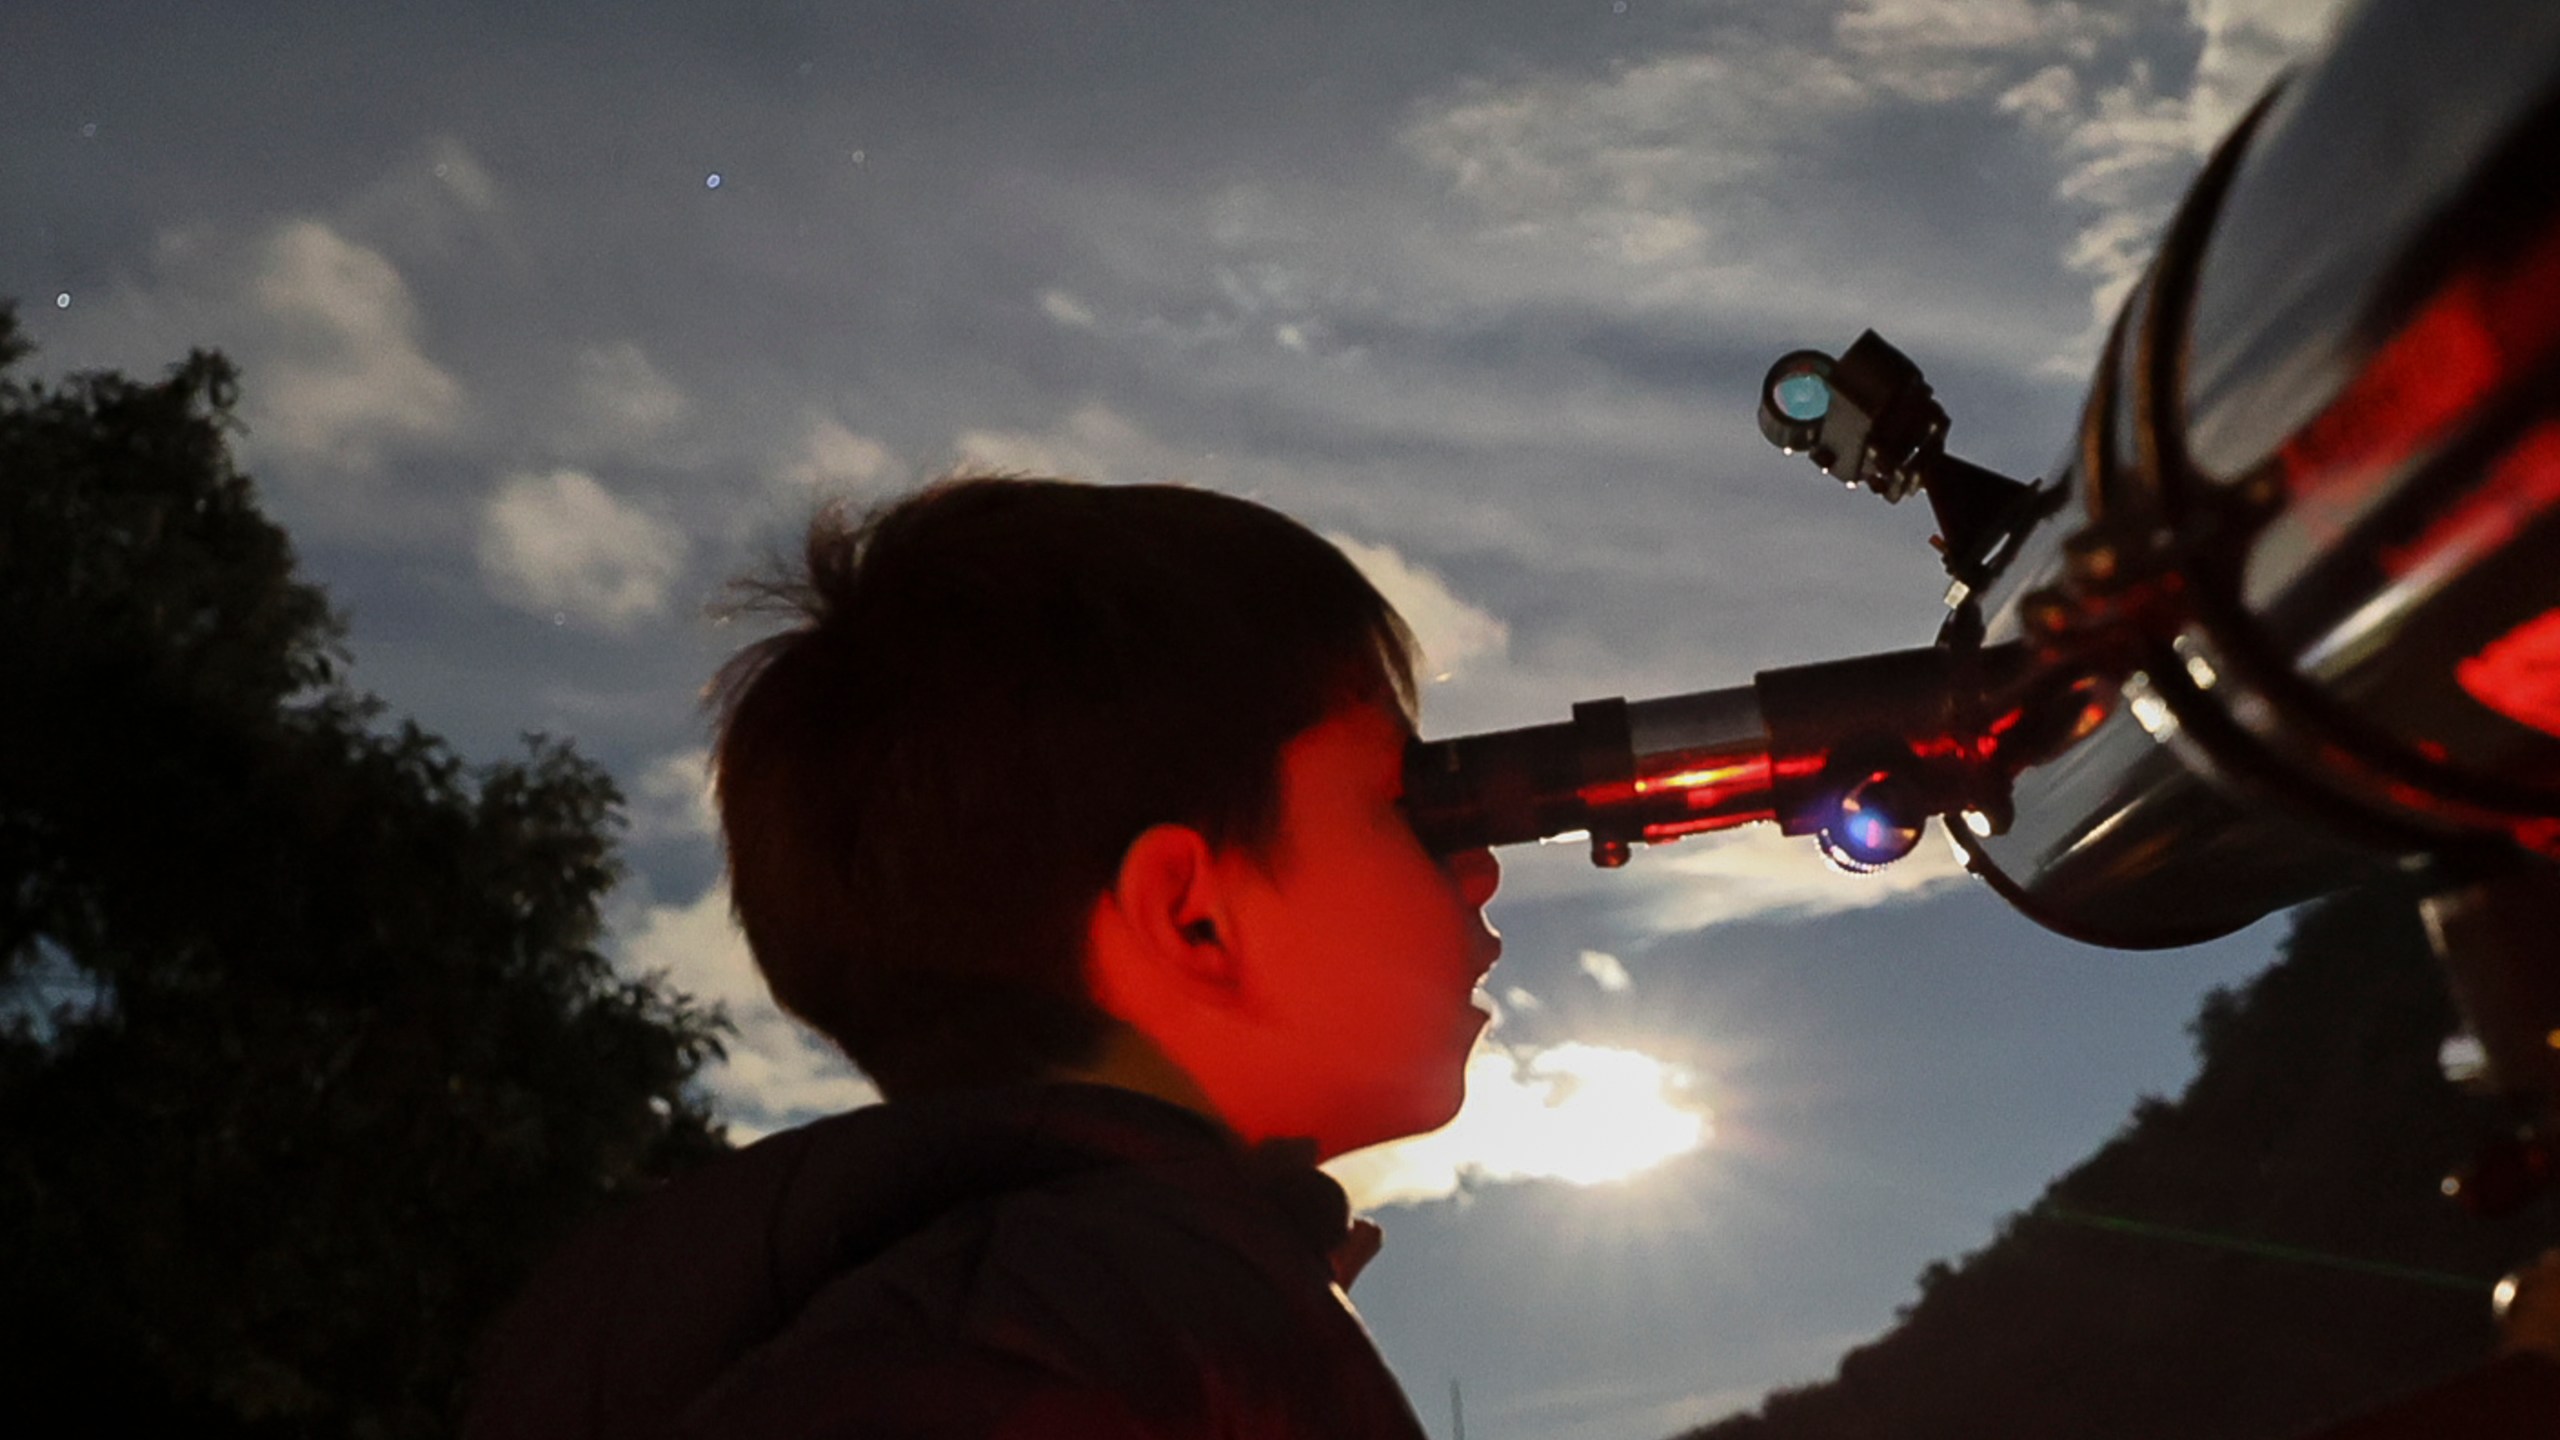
1757, 349, 1838, 454
1773, 371, 1831, 422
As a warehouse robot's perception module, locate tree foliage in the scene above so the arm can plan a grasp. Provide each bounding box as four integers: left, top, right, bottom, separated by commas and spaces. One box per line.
1678, 878, 2560, 1440
0, 300, 730, 1436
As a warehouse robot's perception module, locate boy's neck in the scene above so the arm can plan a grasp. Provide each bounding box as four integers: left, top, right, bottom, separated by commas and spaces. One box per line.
1050, 1027, 1233, 1137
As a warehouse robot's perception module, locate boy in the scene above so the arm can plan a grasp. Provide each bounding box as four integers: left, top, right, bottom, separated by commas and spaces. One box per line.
466, 474, 1502, 1437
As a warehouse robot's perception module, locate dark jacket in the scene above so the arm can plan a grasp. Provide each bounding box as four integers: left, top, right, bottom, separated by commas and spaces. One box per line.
465, 1083, 1429, 1439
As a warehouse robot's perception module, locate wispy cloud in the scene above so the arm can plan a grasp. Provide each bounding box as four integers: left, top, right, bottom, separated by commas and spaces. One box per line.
1578, 949, 1635, 993
477, 468, 689, 631
1995, 0, 2351, 366
1834, 0, 2125, 97
1037, 288, 1099, 331
952, 402, 1210, 484
339, 135, 506, 258
2186, 0, 2347, 145
569, 341, 692, 449
1400, 46, 1854, 280
1327, 533, 1511, 683
1393, 0, 2342, 376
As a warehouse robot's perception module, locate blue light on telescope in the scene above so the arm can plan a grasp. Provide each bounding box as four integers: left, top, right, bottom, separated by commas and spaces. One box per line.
1825, 772, 1923, 870
1773, 373, 1831, 422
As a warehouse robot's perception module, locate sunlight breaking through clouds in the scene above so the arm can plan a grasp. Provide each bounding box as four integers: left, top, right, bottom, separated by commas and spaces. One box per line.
1327, 1040, 1711, 1210
618, 874, 1711, 1200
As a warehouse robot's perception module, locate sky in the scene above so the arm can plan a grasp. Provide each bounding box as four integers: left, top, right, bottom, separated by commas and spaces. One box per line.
4, 0, 2357, 1434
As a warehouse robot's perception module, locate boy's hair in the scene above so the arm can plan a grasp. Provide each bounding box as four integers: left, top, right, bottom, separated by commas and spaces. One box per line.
710, 474, 1418, 1096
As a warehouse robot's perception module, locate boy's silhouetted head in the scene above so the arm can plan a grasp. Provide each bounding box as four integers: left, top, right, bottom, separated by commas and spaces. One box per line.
712, 474, 1499, 1156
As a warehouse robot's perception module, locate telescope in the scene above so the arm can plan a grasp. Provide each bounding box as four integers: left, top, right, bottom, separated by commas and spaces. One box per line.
1406, 0, 2560, 1210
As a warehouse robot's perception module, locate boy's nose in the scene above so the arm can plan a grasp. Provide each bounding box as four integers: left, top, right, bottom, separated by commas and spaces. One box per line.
1443, 845, 1501, 907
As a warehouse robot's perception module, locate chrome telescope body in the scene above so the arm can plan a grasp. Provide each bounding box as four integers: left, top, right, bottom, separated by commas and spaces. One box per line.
1952, 0, 2560, 949
1405, 0, 2560, 1195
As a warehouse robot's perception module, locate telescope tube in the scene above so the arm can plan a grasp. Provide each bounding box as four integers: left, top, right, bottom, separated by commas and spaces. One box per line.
1948, 0, 2560, 946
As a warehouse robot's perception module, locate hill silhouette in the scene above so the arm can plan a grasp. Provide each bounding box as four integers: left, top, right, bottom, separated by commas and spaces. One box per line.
1678, 879, 2559, 1440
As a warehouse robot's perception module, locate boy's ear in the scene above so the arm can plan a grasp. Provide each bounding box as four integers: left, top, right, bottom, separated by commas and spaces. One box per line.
1088, 823, 1240, 1006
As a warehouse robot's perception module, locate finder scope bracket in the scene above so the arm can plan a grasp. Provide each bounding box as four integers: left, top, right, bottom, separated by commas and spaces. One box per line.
1758, 331, 2037, 589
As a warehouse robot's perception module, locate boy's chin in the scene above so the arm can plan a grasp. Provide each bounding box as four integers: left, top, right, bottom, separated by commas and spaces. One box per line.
1318, 1076, 1467, 1159
1391, 1067, 1474, 1145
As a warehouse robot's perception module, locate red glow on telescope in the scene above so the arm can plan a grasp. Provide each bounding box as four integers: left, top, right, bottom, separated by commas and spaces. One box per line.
2377, 422, 2560, 582
1636, 759, 1768, 796
2278, 198, 2560, 544
2457, 607, 2560, 741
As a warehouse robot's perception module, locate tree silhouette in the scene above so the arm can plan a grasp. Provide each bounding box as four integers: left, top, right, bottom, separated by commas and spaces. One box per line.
0, 300, 730, 1436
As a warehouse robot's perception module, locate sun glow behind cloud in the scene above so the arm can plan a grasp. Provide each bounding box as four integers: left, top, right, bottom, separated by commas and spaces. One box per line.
1328, 1039, 1712, 1210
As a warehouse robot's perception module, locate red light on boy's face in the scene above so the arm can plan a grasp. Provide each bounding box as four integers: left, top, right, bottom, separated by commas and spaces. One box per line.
1214, 700, 1503, 1160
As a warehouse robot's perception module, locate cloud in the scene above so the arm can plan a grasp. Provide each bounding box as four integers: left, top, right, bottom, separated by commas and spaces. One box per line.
1635, 820, 1970, 933
1401, 48, 1848, 276
775, 414, 896, 493
617, 878, 883, 1139
951, 402, 1208, 483
244, 219, 463, 466
1998, 63, 2084, 129
2185, 0, 2344, 146
1577, 949, 1635, 994
423, 136, 502, 215
1325, 533, 1511, 682
1503, 985, 1545, 1013
572, 341, 691, 444
476, 468, 689, 630
1379, 1, 2151, 358
1327, 1040, 1711, 1209
1994, 0, 2351, 367
1834, 0, 2124, 99
627, 746, 719, 843
1038, 288, 1099, 330
2041, 60, 2201, 355
340, 135, 506, 256
1391, 0, 2340, 379
1394, 0, 2106, 281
